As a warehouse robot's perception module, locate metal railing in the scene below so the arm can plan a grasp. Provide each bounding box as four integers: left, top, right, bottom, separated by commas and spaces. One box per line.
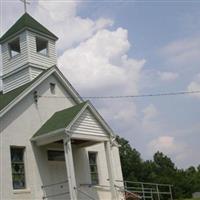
115, 184, 142, 200
41, 180, 69, 199
79, 183, 134, 200
116, 180, 173, 200
41, 180, 173, 200
77, 187, 96, 200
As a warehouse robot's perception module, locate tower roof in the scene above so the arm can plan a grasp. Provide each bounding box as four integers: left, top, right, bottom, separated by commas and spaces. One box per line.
0, 13, 58, 43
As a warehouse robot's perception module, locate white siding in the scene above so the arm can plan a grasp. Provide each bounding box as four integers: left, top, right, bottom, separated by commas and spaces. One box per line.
1, 32, 29, 75
27, 31, 57, 68
3, 68, 31, 93
30, 67, 43, 80
71, 109, 108, 137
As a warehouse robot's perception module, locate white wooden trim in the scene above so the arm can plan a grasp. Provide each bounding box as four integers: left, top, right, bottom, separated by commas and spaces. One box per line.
31, 129, 65, 146
70, 132, 109, 142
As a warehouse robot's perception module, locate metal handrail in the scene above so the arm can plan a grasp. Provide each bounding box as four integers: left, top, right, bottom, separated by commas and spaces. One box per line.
116, 180, 173, 187
125, 186, 155, 191
77, 187, 96, 200
115, 184, 142, 199
41, 180, 68, 189
42, 191, 70, 199
79, 183, 113, 192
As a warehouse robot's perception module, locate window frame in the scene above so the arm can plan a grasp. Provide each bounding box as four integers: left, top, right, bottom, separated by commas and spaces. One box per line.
8, 37, 21, 59
10, 146, 26, 190
88, 151, 99, 185
35, 36, 49, 56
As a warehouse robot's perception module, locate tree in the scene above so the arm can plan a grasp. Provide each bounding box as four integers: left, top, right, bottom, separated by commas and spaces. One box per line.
197, 164, 200, 172
116, 136, 143, 181
116, 135, 200, 199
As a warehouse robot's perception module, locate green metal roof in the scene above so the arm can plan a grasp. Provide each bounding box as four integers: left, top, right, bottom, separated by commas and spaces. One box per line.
0, 81, 33, 112
33, 102, 87, 138
0, 13, 58, 43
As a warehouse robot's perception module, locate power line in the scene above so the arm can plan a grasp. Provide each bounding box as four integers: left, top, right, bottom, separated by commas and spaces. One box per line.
38, 90, 200, 100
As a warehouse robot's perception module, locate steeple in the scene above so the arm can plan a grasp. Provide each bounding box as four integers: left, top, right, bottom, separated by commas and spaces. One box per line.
0, 13, 58, 93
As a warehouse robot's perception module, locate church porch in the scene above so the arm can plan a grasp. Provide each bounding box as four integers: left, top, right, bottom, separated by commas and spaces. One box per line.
32, 133, 117, 200
30, 101, 123, 199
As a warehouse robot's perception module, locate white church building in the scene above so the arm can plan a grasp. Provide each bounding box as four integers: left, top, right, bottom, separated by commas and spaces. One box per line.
0, 13, 124, 200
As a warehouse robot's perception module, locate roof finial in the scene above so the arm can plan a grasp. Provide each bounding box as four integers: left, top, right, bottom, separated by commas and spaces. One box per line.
20, 0, 30, 13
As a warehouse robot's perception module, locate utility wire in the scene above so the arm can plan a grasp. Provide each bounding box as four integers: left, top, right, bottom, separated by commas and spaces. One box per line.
38, 90, 200, 100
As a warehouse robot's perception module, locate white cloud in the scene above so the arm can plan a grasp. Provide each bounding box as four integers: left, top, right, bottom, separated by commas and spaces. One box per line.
34, 1, 113, 50
158, 71, 179, 81
143, 104, 158, 120
187, 73, 200, 99
148, 136, 187, 158
141, 104, 161, 134
58, 28, 145, 94
147, 135, 198, 168
37, 0, 79, 21
149, 136, 175, 154
98, 100, 138, 127
161, 36, 200, 66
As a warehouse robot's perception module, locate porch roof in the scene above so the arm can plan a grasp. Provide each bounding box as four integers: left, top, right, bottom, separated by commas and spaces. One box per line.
33, 101, 87, 138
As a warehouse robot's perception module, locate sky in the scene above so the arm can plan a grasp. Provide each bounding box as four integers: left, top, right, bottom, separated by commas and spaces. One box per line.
0, 0, 200, 169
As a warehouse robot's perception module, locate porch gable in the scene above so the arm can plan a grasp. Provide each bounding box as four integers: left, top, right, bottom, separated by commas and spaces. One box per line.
70, 108, 108, 137
32, 101, 114, 144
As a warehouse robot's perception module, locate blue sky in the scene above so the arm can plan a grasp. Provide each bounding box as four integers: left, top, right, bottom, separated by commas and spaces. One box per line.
1, 0, 200, 169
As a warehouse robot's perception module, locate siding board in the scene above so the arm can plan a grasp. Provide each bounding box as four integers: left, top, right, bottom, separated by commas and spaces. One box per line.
71, 109, 108, 137
3, 68, 31, 93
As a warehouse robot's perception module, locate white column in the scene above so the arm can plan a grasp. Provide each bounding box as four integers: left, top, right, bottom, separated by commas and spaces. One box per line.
104, 141, 118, 200
63, 135, 77, 200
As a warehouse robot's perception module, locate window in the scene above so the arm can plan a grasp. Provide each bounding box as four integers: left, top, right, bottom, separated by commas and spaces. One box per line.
48, 150, 65, 161
9, 38, 20, 58
88, 152, 99, 185
10, 147, 26, 189
50, 83, 56, 95
36, 37, 48, 56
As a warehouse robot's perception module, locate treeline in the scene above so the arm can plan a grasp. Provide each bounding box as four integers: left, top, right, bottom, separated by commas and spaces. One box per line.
116, 136, 200, 199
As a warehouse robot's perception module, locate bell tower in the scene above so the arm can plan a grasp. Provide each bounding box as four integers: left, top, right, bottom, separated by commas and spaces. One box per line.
0, 13, 58, 93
